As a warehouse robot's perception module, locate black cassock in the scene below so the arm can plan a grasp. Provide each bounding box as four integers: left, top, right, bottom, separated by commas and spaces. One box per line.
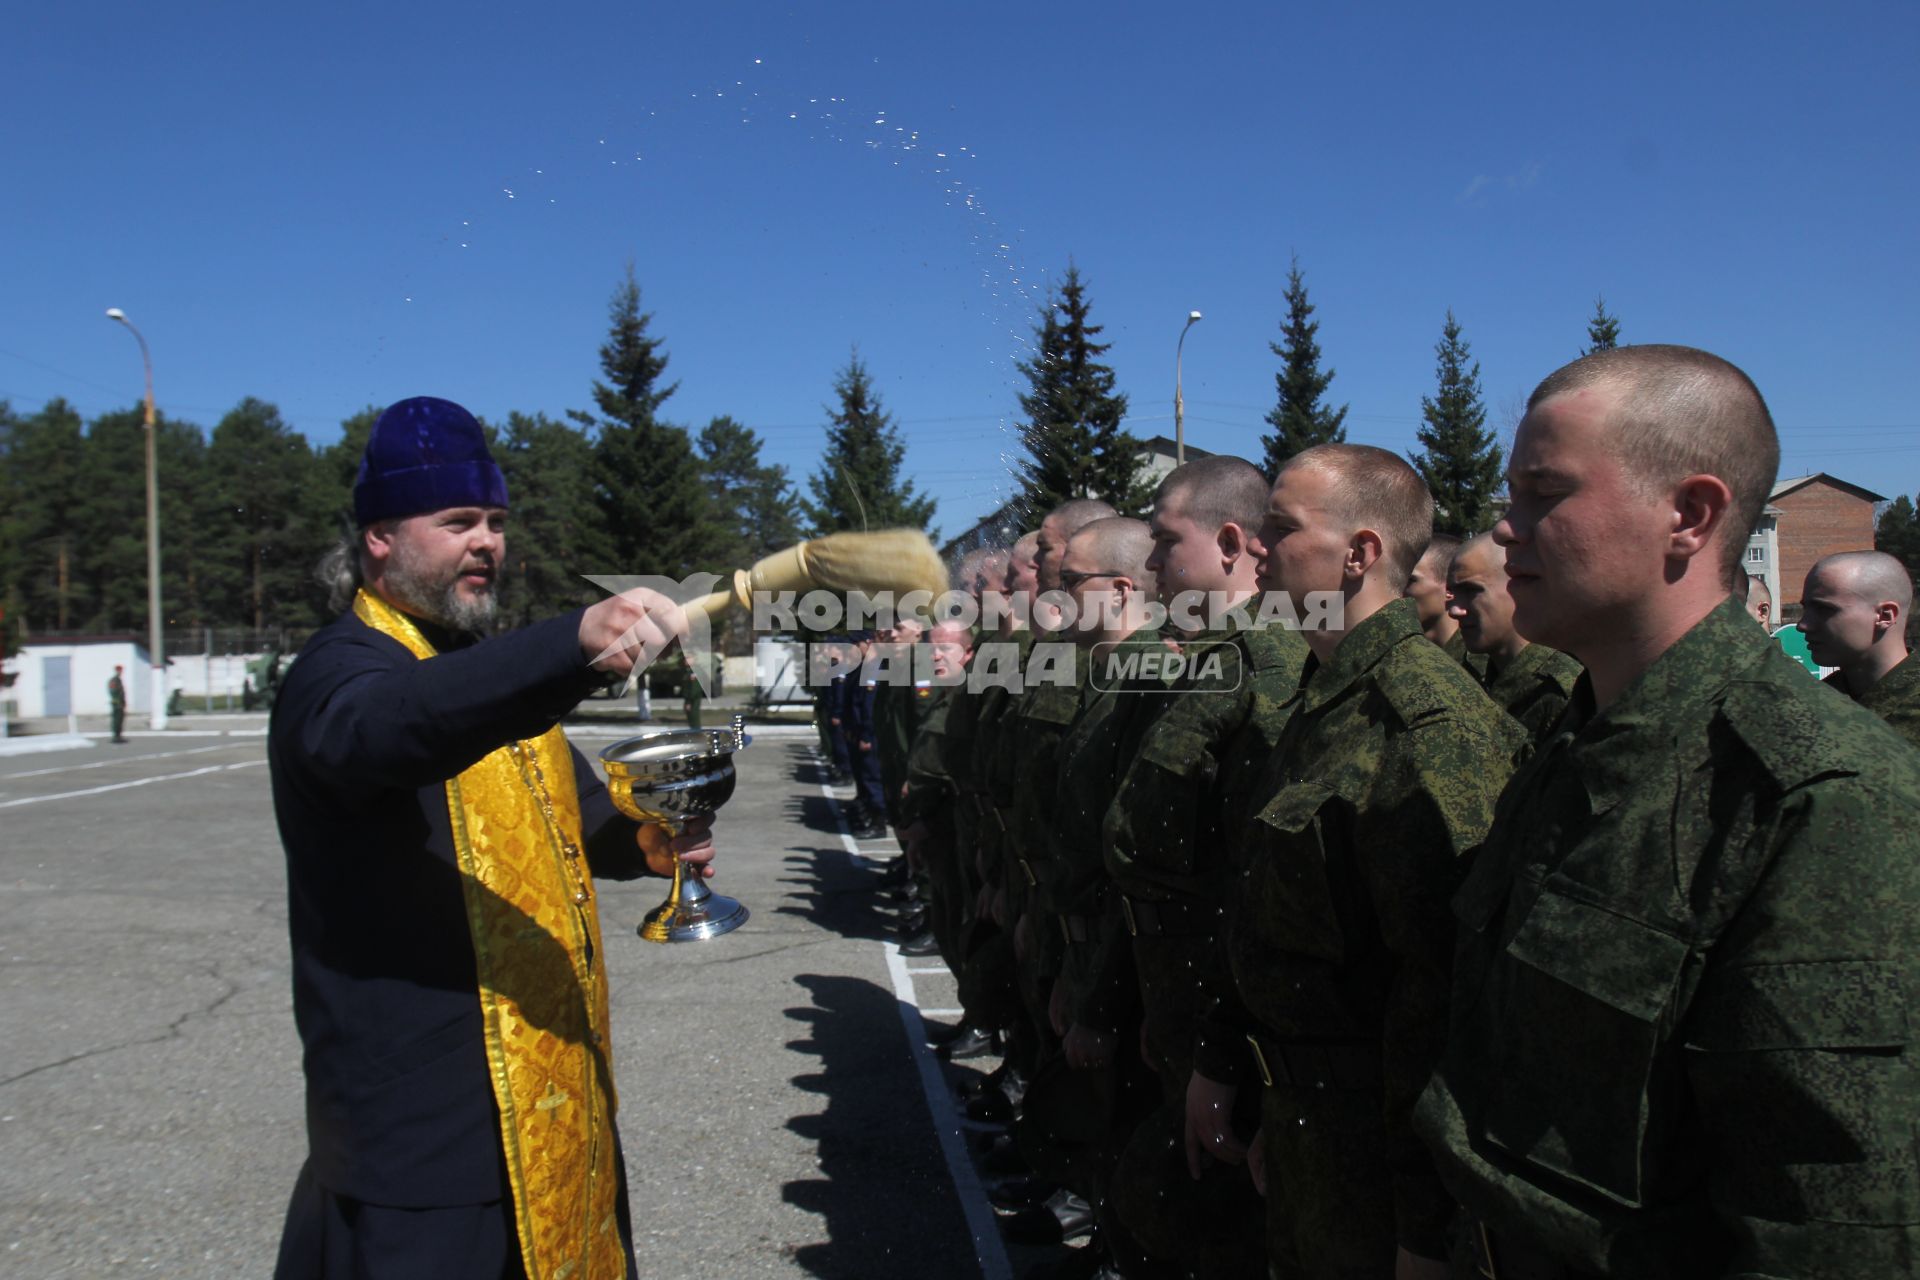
268, 604, 648, 1280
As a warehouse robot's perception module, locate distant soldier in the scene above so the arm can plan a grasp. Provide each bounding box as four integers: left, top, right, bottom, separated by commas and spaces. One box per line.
994, 497, 1118, 1246
1405, 532, 1466, 658
678, 647, 704, 730
1189, 445, 1522, 1280
1447, 531, 1583, 742
897, 621, 977, 961
1417, 345, 1920, 1278
1798, 549, 1919, 746
1104, 455, 1306, 1280
107, 664, 127, 743
1021, 519, 1165, 1231
1733, 562, 1773, 628
845, 632, 887, 839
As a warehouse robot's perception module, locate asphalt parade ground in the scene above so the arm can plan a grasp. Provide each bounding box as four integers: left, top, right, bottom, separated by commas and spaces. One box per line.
0, 720, 1046, 1279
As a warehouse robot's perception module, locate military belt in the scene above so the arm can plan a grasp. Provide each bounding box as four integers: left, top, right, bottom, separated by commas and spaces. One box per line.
1120, 895, 1222, 938
1244, 1032, 1383, 1092
1057, 913, 1094, 945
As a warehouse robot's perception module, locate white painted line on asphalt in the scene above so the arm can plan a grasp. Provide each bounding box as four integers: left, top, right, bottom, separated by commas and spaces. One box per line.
2, 743, 237, 780
906, 967, 951, 976
919, 1008, 965, 1017
808, 745, 1010, 1280
0, 759, 267, 809
85, 729, 224, 738
0, 734, 94, 759
883, 941, 1012, 1280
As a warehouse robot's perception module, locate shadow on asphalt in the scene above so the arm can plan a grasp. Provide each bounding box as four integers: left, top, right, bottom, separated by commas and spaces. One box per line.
780, 973, 978, 1279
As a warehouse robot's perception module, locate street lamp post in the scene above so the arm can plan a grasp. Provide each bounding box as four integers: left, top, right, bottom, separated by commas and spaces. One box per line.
1175, 310, 1202, 466
106, 308, 166, 731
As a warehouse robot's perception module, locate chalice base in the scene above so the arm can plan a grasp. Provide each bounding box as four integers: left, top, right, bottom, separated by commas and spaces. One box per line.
638, 873, 749, 943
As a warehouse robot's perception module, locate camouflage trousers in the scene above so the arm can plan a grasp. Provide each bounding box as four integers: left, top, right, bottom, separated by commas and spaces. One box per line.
1257, 1076, 1398, 1280
1105, 1097, 1266, 1280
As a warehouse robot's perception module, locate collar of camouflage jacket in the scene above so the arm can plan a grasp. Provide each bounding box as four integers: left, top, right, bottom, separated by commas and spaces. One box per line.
1296, 596, 1422, 714
1550, 597, 1771, 816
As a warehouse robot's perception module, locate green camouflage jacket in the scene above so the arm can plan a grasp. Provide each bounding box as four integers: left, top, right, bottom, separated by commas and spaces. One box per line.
1044, 628, 1169, 1030
1824, 652, 1920, 748
1416, 599, 1920, 1278
1480, 641, 1583, 745
1104, 617, 1310, 903
898, 686, 958, 828
1004, 638, 1089, 976
1200, 597, 1524, 1259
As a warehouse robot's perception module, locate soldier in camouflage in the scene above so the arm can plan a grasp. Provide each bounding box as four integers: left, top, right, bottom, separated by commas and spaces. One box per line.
1101, 456, 1306, 1280
897, 621, 976, 966
1415, 345, 1920, 1278
1187, 445, 1523, 1280
1014, 518, 1166, 1251
1447, 531, 1583, 743
1798, 549, 1920, 747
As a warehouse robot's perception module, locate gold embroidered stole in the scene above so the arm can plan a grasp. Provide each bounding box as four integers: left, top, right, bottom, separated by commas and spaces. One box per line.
353, 591, 625, 1280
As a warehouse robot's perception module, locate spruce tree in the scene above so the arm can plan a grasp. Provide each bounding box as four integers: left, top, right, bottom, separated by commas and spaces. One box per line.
1411, 311, 1504, 536
203, 397, 329, 631
1262, 256, 1348, 474
1583, 296, 1622, 355
1016, 266, 1145, 515
698, 415, 802, 566
4, 400, 87, 632
575, 265, 726, 579
803, 352, 936, 536
498, 412, 607, 626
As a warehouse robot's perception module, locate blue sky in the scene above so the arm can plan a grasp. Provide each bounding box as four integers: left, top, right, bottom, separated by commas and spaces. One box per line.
5, 1, 1916, 542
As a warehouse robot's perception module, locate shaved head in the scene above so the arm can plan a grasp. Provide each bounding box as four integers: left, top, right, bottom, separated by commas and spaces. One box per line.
1527, 344, 1779, 579
1037, 498, 1119, 591
1048, 497, 1120, 536
1155, 456, 1271, 538
1067, 517, 1159, 595
953, 545, 1009, 598
1454, 531, 1503, 575
1287, 444, 1436, 591
1415, 533, 1464, 581
1809, 551, 1914, 615
1800, 549, 1913, 675
1447, 532, 1524, 656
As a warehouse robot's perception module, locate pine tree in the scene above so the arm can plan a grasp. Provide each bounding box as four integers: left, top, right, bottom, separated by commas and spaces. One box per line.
313, 406, 382, 531
698, 415, 802, 566
804, 352, 937, 536
3, 399, 87, 632
1878, 494, 1920, 582
575, 266, 726, 579
1262, 256, 1348, 474
1016, 266, 1145, 515
497, 412, 607, 626
203, 398, 329, 632
1583, 296, 1622, 355
1412, 311, 1504, 536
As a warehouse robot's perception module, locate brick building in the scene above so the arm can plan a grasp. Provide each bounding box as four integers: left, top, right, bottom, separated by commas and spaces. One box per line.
1746, 473, 1885, 609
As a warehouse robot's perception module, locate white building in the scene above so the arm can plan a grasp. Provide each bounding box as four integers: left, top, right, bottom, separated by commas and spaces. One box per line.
5, 638, 153, 718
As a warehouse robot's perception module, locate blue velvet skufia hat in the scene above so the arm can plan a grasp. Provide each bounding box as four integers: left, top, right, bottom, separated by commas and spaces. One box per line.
352, 396, 510, 526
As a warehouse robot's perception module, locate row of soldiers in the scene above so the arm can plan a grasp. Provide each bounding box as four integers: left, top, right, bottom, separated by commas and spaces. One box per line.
849, 344, 1920, 1280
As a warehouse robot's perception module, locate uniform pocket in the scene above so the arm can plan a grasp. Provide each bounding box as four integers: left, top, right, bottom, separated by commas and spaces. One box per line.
1481, 888, 1690, 1207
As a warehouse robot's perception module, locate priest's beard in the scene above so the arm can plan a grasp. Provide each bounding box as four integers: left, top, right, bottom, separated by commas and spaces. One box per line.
383, 538, 499, 635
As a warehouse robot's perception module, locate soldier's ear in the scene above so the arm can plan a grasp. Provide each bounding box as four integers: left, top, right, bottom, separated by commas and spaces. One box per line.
1217, 521, 1248, 565
1667, 473, 1734, 566
1347, 529, 1385, 582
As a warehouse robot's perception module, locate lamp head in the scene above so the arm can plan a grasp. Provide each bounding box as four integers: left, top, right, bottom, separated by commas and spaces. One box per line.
1188, 310, 1203, 322
106, 308, 127, 322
